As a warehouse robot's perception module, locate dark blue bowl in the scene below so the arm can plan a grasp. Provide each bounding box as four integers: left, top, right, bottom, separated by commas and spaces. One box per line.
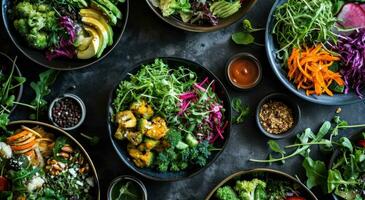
265, 0, 364, 105
107, 57, 232, 181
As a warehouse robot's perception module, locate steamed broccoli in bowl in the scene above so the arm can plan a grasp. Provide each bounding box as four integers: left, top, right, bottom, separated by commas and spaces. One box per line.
13, 2, 58, 50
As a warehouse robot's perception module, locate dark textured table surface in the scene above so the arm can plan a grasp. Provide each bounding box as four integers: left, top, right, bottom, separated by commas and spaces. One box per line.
1, 0, 365, 199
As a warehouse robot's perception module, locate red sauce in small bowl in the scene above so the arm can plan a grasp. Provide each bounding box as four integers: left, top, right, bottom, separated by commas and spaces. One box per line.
228, 57, 260, 89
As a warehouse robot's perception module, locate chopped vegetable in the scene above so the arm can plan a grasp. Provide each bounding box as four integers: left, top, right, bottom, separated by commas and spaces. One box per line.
287, 44, 344, 96
331, 28, 365, 98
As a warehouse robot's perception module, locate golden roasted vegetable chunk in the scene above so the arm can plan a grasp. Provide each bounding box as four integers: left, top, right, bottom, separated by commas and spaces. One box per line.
145, 117, 169, 140
116, 111, 137, 128
125, 131, 143, 146
137, 138, 159, 151
130, 100, 154, 119
128, 148, 154, 168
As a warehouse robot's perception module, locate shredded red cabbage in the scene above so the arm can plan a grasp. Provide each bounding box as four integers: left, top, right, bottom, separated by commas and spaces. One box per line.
333, 28, 365, 98
178, 77, 227, 144
46, 16, 77, 61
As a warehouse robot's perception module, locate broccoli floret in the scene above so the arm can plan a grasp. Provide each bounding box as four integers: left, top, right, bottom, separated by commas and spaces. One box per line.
234, 178, 267, 200
44, 11, 57, 31
166, 129, 182, 147
190, 141, 211, 167
216, 186, 239, 200
36, 4, 49, 12
13, 19, 28, 36
26, 29, 48, 50
27, 12, 46, 30
15, 2, 35, 18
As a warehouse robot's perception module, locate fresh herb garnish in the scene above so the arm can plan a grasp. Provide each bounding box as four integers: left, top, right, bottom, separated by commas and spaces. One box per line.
232, 19, 265, 46
0, 57, 26, 130
30, 69, 59, 120
231, 97, 249, 124
80, 132, 100, 146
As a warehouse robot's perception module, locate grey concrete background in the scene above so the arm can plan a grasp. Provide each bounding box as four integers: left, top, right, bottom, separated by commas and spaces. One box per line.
1, 0, 365, 199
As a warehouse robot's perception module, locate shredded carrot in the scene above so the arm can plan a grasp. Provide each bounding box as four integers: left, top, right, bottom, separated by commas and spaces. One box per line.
287, 44, 344, 96
7, 130, 30, 143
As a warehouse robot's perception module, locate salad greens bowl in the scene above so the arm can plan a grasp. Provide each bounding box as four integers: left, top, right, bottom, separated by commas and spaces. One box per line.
205, 168, 318, 200
265, 0, 365, 105
146, 0, 257, 32
1, 0, 129, 70
107, 57, 231, 181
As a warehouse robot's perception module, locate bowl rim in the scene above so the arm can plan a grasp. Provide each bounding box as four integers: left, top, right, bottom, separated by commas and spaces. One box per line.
1, 0, 129, 71
107, 175, 148, 200
107, 56, 232, 181
255, 92, 301, 139
7, 120, 101, 200
328, 130, 364, 200
145, 0, 258, 32
225, 52, 262, 90
204, 168, 319, 200
0, 51, 23, 114
48, 93, 87, 131
264, 0, 364, 105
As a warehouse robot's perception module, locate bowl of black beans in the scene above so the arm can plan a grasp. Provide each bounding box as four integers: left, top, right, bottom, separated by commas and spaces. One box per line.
48, 93, 86, 131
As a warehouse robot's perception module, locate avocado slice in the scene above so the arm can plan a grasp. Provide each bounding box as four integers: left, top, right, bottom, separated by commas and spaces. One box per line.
77, 28, 100, 59
95, 0, 122, 19
80, 8, 113, 46
81, 16, 109, 58
84, 26, 101, 56
76, 36, 93, 51
90, 0, 117, 26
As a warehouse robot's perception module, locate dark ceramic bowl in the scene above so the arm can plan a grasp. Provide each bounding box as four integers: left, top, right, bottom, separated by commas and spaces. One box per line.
265, 0, 364, 105
7, 120, 100, 199
256, 93, 301, 139
107, 175, 147, 200
145, 0, 257, 32
225, 52, 262, 90
205, 168, 318, 200
1, 0, 129, 70
328, 131, 364, 200
0, 52, 23, 114
107, 57, 232, 181
48, 93, 86, 131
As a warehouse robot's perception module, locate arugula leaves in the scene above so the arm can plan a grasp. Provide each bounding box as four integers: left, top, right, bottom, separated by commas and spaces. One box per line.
302, 156, 327, 190
232, 19, 264, 46
231, 97, 249, 124
30, 69, 59, 120
0, 57, 26, 130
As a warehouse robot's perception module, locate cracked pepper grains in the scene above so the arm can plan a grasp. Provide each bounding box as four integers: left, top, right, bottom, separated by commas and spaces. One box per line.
259, 100, 294, 134
52, 97, 82, 128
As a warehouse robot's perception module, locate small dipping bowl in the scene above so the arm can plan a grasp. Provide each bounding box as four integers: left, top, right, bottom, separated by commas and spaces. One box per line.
48, 93, 86, 131
226, 53, 262, 90
256, 93, 301, 139
107, 175, 147, 200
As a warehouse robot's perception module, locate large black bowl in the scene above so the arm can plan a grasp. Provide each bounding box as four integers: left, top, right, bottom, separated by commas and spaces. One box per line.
1, 0, 129, 70
265, 0, 364, 105
328, 130, 364, 200
0, 51, 23, 114
205, 168, 318, 200
107, 57, 232, 181
145, 0, 257, 32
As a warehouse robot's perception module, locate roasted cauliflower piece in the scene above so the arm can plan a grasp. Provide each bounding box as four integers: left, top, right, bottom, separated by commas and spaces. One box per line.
145, 117, 169, 140
126, 131, 143, 146
116, 111, 137, 128
130, 100, 154, 119
137, 138, 159, 151
128, 148, 154, 168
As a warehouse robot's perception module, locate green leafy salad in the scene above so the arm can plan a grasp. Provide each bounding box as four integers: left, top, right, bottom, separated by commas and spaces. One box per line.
152, 0, 244, 26
112, 59, 228, 172
0, 125, 96, 199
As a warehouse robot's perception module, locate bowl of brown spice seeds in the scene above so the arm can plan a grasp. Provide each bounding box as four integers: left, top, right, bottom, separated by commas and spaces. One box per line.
256, 93, 301, 139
